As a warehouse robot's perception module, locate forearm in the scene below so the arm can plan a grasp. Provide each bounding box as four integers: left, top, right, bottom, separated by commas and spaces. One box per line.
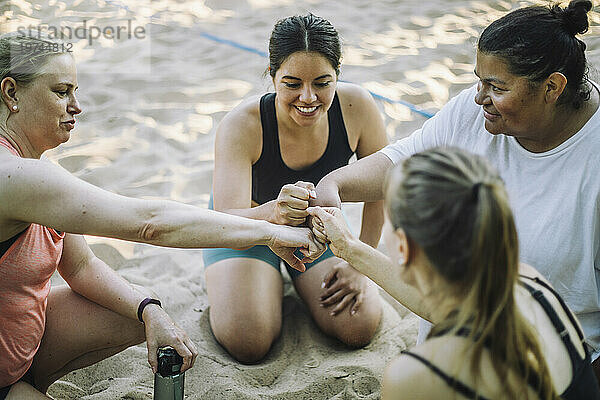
137, 200, 275, 249
217, 200, 278, 224
341, 238, 431, 321
64, 255, 148, 321
358, 200, 384, 248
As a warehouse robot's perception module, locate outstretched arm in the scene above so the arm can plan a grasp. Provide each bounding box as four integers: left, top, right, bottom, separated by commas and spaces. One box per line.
0, 156, 321, 270
308, 206, 431, 321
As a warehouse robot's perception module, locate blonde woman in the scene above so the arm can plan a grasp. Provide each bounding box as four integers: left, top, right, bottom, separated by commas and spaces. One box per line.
309, 147, 600, 399
0, 32, 321, 399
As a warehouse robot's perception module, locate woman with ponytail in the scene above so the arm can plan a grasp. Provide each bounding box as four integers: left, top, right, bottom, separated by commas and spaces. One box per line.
309, 147, 600, 399
314, 0, 600, 384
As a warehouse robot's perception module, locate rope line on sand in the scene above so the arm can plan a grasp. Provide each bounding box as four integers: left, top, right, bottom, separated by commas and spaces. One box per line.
106, 0, 435, 119
197, 32, 435, 119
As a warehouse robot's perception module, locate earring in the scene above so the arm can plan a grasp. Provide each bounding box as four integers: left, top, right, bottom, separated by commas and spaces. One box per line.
398, 256, 407, 266
11, 105, 17, 111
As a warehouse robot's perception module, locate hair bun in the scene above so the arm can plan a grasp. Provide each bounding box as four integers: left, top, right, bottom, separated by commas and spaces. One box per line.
559, 0, 592, 36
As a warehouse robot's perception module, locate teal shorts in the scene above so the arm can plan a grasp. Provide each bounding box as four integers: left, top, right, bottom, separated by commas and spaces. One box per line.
202, 196, 335, 280
202, 244, 335, 280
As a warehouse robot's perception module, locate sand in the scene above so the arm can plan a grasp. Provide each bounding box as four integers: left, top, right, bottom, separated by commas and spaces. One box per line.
2, 0, 599, 398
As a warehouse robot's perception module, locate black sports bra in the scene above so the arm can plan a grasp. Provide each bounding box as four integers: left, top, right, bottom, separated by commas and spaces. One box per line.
401, 276, 600, 399
251, 92, 354, 205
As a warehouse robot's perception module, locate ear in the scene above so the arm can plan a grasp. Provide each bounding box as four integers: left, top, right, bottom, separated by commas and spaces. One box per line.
543, 72, 568, 104
0, 77, 18, 110
395, 228, 410, 265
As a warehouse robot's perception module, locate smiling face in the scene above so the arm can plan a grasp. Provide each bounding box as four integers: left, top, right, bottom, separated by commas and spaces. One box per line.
272, 51, 337, 128
474, 51, 548, 139
11, 53, 81, 155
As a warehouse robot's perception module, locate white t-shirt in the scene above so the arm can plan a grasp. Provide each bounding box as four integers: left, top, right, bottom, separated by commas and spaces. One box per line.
380, 84, 600, 356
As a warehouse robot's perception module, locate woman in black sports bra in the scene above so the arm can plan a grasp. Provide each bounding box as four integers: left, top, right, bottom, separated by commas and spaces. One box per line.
308, 147, 600, 399
204, 14, 388, 364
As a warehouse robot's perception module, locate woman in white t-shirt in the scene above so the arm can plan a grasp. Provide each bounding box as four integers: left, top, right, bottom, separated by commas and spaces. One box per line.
313, 0, 600, 382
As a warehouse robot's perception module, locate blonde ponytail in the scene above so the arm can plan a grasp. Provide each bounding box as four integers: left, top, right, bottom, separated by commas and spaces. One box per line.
386, 147, 558, 400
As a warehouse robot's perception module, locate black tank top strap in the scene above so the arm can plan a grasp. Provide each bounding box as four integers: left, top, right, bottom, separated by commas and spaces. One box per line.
519, 275, 585, 342
518, 275, 600, 400
401, 350, 490, 400
252, 91, 354, 204
519, 279, 582, 374
433, 325, 542, 391
326, 93, 352, 157
257, 92, 278, 169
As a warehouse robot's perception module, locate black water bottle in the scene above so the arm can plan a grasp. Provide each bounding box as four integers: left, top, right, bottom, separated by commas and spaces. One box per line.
154, 347, 185, 400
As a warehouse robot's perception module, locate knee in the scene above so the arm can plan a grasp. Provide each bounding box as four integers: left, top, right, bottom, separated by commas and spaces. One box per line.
210, 316, 280, 364
337, 323, 378, 348
334, 303, 382, 348
222, 335, 274, 364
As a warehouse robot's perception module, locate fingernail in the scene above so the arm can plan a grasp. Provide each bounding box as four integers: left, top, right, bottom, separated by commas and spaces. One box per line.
351, 310, 356, 315
321, 282, 326, 288
310, 190, 317, 199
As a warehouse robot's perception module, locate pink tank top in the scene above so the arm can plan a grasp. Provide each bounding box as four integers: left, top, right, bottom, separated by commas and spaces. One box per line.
0, 136, 65, 387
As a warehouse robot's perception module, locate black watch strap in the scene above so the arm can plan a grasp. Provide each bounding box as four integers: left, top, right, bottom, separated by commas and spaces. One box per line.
137, 297, 162, 322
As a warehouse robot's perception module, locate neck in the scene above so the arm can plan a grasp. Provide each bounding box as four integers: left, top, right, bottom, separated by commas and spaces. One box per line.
431, 296, 464, 323
0, 122, 39, 159
422, 280, 465, 323
518, 86, 599, 153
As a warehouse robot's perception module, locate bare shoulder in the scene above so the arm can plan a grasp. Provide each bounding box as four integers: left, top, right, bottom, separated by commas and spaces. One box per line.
0, 155, 44, 195
336, 81, 375, 108
0, 155, 60, 229
518, 262, 552, 285
336, 82, 388, 156
215, 94, 263, 160
217, 95, 262, 139
383, 347, 450, 400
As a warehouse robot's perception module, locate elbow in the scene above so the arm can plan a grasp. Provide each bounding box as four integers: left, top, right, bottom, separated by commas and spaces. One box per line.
138, 222, 159, 243
314, 176, 341, 207
133, 202, 176, 246
137, 210, 167, 244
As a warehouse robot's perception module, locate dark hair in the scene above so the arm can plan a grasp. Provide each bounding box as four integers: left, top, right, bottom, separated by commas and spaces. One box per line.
478, 0, 592, 109
268, 14, 341, 78
386, 147, 558, 400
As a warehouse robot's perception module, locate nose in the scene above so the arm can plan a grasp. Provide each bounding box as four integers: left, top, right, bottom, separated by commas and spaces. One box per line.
474, 81, 488, 106
68, 93, 82, 115
299, 84, 316, 104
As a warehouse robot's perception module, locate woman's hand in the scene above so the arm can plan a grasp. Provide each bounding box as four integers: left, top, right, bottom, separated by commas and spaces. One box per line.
142, 305, 198, 374
308, 206, 371, 315
306, 206, 356, 259
271, 181, 317, 226
320, 260, 371, 316
267, 224, 326, 272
